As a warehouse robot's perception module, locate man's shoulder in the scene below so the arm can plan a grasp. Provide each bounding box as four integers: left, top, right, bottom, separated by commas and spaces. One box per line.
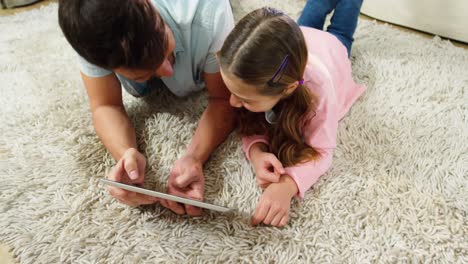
189, 0, 232, 31
154, 0, 231, 29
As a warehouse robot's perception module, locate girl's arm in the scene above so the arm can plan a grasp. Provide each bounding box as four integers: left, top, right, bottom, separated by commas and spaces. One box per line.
241, 102, 338, 198
251, 174, 298, 227
242, 136, 288, 187
285, 100, 339, 198
284, 148, 334, 198
242, 135, 270, 160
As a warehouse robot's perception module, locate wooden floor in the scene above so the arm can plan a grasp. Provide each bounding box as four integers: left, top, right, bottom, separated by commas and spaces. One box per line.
0, 1, 466, 263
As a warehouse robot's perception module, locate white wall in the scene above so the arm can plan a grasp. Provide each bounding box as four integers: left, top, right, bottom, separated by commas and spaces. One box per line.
361, 0, 468, 43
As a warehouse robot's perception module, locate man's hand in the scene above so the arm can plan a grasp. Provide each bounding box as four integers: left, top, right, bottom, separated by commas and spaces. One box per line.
159, 72, 233, 217
107, 148, 158, 206
161, 155, 205, 216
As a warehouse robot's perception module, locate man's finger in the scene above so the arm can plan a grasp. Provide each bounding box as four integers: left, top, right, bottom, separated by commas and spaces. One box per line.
108, 160, 125, 182
133, 193, 159, 205
117, 198, 136, 207
166, 200, 185, 215
185, 205, 202, 216
177, 184, 204, 216
174, 172, 196, 188
160, 199, 169, 208
123, 158, 140, 180
108, 185, 125, 198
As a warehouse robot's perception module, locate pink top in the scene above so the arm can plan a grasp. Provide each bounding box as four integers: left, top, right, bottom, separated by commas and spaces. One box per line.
242, 27, 366, 199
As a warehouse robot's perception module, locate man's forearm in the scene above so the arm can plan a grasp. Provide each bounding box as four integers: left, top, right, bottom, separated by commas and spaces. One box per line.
184, 99, 236, 163
92, 105, 137, 160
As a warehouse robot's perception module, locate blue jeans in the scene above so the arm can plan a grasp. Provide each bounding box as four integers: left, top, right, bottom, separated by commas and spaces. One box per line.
298, 0, 363, 56
116, 74, 165, 97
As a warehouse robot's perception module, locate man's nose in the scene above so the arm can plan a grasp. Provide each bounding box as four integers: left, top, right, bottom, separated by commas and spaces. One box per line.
156, 59, 173, 77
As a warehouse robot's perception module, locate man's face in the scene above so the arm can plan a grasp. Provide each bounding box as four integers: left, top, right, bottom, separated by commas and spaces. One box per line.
114, 25, 176, 82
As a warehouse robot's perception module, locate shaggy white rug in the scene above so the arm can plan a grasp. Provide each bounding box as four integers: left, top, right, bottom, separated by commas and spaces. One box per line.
1, 1, 467, 263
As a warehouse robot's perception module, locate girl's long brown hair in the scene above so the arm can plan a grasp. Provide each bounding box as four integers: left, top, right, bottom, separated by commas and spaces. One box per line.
218, 7, 319, 167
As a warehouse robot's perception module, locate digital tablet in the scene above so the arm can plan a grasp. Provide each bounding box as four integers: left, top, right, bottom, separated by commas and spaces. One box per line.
100, 179, 232, 213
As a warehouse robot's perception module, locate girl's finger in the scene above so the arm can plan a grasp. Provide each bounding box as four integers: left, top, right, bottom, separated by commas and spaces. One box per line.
251, 201, 269, 226
263, 206, 278, 225
268, 155, 285, 174
279, 215, 289, 227
271, 212, 284, 227
258, 171, 279, 182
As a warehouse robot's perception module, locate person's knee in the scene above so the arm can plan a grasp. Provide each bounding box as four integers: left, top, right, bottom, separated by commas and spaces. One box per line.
349, 0, 364, 9
353, 0, 364, 5
298, 0, 335, 28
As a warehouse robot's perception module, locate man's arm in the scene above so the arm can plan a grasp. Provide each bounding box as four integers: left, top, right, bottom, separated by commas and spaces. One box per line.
81, 72, 156, 206
81, 72, 137, 160
162, 71, 236, 216
185, 71, 236, 163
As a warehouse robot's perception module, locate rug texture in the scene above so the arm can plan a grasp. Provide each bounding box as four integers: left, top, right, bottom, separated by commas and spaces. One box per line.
0, 1, 467, 263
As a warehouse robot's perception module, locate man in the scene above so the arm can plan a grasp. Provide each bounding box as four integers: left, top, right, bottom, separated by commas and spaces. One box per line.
58, 0, 236, 216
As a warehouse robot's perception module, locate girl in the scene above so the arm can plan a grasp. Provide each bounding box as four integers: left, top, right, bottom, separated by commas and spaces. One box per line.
218, 1, 365, 227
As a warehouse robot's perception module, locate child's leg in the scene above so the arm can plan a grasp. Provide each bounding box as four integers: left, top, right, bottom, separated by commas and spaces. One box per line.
297, 0, 339, 30
326, 0, 363, 56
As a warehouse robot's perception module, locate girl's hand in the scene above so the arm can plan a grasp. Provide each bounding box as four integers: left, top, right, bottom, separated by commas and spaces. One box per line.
251, 175, 298, 227
250, 146, 285, 189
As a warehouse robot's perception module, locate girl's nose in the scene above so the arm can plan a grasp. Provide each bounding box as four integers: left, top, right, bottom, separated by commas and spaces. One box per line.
229, 94, 243, 108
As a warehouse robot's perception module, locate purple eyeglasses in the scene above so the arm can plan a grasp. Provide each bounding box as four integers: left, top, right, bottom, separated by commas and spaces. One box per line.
267, 55, 304, 86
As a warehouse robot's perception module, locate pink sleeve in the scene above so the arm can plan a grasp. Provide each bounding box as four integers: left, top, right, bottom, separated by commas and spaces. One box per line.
286, 97, 339, 199
285, 148, 334, 199
241, 135, 269, 160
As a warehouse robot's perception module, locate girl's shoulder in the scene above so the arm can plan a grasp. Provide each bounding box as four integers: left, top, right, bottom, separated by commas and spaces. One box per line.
303, 54, 334, 99
302, 53, 340, 120
300, 26, 349, 64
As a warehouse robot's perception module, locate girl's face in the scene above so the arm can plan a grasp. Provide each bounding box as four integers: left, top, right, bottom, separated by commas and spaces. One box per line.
220, 69, 285, 112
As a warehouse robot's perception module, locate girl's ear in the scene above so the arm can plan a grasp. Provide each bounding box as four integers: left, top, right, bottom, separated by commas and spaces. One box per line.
283, 81, 300, 96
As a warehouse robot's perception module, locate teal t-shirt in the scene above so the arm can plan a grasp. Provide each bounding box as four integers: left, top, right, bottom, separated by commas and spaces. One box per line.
78, 0, 234, 97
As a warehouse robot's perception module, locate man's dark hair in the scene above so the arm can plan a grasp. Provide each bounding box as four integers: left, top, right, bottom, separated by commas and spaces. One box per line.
58, 0, 168, 70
